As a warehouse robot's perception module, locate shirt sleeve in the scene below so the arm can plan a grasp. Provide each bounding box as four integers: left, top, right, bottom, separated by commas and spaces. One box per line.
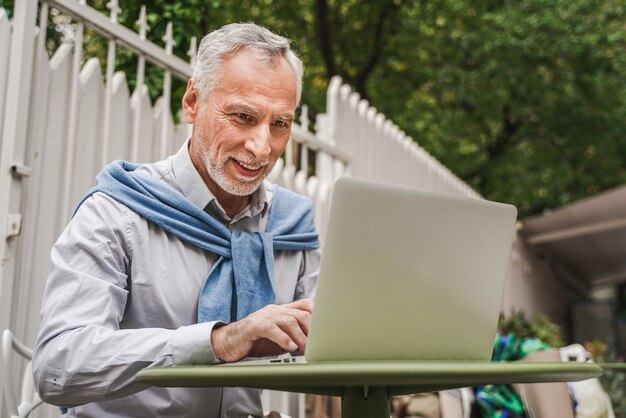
294, 247, 322, 300
32, 193, 221, 407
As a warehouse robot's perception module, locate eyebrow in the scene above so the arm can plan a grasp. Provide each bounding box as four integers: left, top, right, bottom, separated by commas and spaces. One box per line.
224, 103, 294, 121
224, 103, 261, 117
274, 113, 295, 121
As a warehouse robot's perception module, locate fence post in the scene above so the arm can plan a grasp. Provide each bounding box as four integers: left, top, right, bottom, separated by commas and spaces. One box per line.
131, 5, 148, 162
0, 1, 37, 416
159, 21, 174, 160
101, 0, 120, 166
0, 0, 37, 330
320, 77, 341, 182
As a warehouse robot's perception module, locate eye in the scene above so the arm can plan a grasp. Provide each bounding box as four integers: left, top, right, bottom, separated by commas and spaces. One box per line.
237, 113, 251, 121
274, 120, 290, 128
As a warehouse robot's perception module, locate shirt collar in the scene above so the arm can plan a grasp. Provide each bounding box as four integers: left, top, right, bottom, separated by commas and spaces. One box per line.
172, 140, 271, 222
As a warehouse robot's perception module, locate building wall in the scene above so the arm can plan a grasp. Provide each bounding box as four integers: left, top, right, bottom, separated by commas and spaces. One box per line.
501, 234, 582, 338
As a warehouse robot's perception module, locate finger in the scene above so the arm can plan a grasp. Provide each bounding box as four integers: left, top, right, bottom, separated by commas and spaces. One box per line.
284, 298, 314, 313
274, 314, 308, 352
259, 322, 299, 352
241, 303, 312, 353
249, 338, 286, 358
272, 307, 312, 335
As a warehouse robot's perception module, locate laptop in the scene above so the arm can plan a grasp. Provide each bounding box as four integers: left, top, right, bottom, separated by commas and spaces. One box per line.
222, 176, 517, 365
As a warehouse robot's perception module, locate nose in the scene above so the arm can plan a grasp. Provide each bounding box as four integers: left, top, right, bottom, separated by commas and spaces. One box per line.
244, 124, 272, 160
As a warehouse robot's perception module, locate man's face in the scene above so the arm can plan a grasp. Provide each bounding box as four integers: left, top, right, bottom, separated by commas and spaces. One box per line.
183, 49, 297, 200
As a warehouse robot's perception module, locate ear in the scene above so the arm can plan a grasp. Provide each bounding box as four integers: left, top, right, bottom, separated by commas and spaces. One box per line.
182, 79, 199, 124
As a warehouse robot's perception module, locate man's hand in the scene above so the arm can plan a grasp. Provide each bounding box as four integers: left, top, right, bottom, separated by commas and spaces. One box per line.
211, 298, 314, 363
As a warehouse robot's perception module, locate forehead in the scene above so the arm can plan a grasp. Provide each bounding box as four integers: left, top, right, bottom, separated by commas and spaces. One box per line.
212, 49, 298, 111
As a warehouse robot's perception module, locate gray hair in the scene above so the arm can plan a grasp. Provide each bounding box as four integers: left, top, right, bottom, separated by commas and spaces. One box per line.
192, 23, 303, 103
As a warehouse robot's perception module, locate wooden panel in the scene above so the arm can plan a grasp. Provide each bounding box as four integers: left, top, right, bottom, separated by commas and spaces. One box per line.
174, 121, 190, 154
0, 4, 37, 417
319, 78, 480, 199
68, 58, 104, 208
131, 84, 154, 163
40, 44, 73, 234
0, 10, 11, 148
14, 32, 52, 347
152, 96, 175, 161
105, 71, 131, 162
294, 170, 307, 196
0, 2, 38, 367
23, 44, 73, 363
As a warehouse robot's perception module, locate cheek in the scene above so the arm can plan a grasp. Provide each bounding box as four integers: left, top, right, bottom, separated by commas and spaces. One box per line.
194, 119, 213, 145
271, 135, 290, 159
198, 121, 237, 154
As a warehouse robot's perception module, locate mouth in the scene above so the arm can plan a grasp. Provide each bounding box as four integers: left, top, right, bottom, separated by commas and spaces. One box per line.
231, 158, 267, 177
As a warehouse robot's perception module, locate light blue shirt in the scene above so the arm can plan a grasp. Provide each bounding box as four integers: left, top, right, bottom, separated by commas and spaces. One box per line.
33, 141, 321, 417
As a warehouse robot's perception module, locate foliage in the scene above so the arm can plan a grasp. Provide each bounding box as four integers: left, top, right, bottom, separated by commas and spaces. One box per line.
378, 0, 626, 216
584, 338, 609, 361
2, 0, 626, 217
497, 310, 565, 348
584, 337, 626, 418
581, 337, 626, 417
601, 368, 626, 418
497, 315, 626, 415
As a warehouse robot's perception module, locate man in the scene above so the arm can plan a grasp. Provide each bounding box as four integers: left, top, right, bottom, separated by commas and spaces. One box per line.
33, 23, 321, 417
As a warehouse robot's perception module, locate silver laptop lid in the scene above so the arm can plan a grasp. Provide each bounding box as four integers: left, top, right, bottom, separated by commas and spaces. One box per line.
306, 177, 517, 362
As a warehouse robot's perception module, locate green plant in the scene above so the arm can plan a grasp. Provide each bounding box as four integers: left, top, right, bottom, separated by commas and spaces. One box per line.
498, 310, 565, 348
584, 338, 608, 362
600, 368, 626, 418
584, 338, 626, 418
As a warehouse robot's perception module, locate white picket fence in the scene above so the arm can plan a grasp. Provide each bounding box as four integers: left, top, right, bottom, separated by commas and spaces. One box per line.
0, 1, 480, 417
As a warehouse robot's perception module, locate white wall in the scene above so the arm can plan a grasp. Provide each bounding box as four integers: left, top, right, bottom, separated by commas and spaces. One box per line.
501, 235, 581, 334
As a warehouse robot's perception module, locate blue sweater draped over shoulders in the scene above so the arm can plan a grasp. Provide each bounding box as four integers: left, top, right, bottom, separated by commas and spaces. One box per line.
76, 160, 320, 323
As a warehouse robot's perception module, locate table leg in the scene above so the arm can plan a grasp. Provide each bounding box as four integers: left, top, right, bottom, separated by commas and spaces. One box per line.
342, 386, 389, 418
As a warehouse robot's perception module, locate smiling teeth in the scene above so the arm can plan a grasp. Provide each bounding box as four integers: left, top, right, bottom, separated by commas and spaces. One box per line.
237, 160, 263, 170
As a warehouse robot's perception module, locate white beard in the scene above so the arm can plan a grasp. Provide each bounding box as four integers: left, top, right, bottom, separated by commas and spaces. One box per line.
201, 147, 269, 196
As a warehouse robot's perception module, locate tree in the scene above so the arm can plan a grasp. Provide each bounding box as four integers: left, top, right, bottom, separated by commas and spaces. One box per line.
2, 0, 625, 217
365, 0, 626, 216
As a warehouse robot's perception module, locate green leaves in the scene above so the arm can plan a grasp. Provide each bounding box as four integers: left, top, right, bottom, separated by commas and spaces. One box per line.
24, 0, 626, 216
377, 0, 626, 216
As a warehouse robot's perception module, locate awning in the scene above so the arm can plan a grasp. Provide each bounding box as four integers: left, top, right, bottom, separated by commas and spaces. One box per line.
519, 185, 626, 289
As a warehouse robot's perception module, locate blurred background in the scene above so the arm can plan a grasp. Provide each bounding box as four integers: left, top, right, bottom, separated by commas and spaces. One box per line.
1, 0, 625, 417
3, 0, 624, 217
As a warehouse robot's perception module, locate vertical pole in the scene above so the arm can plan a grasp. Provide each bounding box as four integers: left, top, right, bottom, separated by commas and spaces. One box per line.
297, 393, 306, 418
0, 3, 37, 414
314, 114, 329, 182
59, 0, 86, 222
337, 84, 351, 178
299, 105, 309, 177
160, 21, 174, 160
356, 99, 368, 179
186, 36, 197, 139
0, 0, 38, 320
315, 76, 346, 185
101, 0, 120, 166
285, 131, 294, 170
37, 2, 48, 54
346, 91, 359, 178
187, 36, 198, 68
382, 120, 393, 184
131, 5, 148, 162
373, 113, 384, 181
325, 76, 341, 146
341, 386, 390, 418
